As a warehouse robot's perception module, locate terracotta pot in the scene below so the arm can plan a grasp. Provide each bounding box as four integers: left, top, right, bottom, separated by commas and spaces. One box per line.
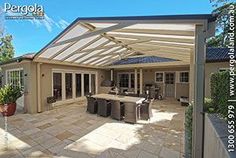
1, 103, 16, 117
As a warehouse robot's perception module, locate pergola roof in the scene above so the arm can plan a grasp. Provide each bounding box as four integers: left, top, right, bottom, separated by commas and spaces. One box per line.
34, 14, 216, 68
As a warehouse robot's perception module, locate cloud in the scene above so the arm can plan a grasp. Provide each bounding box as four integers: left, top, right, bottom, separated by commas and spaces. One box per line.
4, 11, 69, 32
29, 14, 65, 32
58, 19, 70, 29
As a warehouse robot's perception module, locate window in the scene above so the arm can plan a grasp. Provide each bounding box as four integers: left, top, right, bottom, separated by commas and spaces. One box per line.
119, 74, 129, 88
65, 73, 73, 99
180, 72, 189, 83
53, 73, 62, 101
7, 69, 24, 89
155, 72, 163, 83
76, 74, 81, 97
91, 74, 96, 95
165, 73, 175, 84
84, 74, 90, 95
131, 73, 140, 88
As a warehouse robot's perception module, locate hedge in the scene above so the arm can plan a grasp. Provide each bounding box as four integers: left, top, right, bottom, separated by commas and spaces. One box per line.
185, 104, 193, 158
210, 71, 236, 119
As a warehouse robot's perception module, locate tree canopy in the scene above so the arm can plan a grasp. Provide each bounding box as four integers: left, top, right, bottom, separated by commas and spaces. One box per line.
207, 1, 236, 47
0, 35, 15, 62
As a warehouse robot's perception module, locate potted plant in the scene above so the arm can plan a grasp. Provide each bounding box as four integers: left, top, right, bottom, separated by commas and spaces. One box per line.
0, 84, 22, 117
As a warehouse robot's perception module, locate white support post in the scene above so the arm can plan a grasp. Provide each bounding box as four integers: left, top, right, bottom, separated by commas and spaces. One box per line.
89, 74, 92, 93
192, 25, 206, 158
72, 73, 76, 99
37, 63, 42, 113
140, 69, 143, 94
134, 69, 138, 94
62, 72, 66, 100
111, 69, 113, 81
81, 73, 84, 96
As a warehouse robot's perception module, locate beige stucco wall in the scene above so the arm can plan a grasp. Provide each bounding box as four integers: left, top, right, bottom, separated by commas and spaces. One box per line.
39, 63, 109, 112
0, 61, 38, 113
205, 62, 228, 98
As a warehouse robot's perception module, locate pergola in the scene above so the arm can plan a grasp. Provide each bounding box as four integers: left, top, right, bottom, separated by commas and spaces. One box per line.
34, 14, 216, 158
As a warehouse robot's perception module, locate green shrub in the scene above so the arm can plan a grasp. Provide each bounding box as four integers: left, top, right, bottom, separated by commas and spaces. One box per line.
210, 71, 236, 119
0, 84, 22, 104
185, 103, 193, 157
204, 98, 215, 113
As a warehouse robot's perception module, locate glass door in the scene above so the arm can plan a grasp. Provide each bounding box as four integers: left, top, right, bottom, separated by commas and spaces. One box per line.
84, 74, 90, 95
53, 73, 62, 101
76, 74, 81, 97
65, 73, 73, 99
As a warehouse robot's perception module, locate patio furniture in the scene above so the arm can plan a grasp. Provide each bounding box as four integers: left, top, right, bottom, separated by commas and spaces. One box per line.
180, 96, 189, 106
124, 102, 138, 124
46, 96, 56, 111
86, 96, 98, 114
139, 94, 148, 100
97, 98, 111, 117
92, 94, 145, 104
139, 99, 154, 120
111, 100, 124, 120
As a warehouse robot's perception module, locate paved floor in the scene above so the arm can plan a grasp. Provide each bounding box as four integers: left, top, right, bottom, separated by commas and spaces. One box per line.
0, 98, 185, 158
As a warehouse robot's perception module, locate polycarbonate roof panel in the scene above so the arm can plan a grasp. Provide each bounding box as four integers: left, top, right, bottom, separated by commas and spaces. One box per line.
124, 24, 195, 31
39, 43, 70, 58
82, 57, 99, 64
65, 53, 86, 62
100, 46, 121, 55
83, 37, 108, 50
35, 14, 215, 67
53, 35, 100, 60
75, 49, 104, 63
57, 24, 89, 43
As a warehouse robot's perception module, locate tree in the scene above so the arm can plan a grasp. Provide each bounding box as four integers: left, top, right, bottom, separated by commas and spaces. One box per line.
207, 1, 236, 47
0, 35, 15, 62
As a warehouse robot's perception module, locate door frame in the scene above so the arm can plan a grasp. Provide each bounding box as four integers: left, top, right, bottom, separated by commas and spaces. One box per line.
164, 72, 176, 98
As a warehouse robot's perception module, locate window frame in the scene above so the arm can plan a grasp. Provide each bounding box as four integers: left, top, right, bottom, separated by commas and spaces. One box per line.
6, 68, 24, 89
117, 72, 140, 89
52, 69, 97, 103
179, 71, 189, 83
155, 72, 164, 83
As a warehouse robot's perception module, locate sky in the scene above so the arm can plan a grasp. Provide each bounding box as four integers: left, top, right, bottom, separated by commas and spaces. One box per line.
0, 0, 216, 57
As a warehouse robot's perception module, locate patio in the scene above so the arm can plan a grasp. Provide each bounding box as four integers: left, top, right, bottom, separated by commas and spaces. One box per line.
0, 99, 185, 158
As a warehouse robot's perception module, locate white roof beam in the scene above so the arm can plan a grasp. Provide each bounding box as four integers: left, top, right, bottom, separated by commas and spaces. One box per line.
50, 22, 136, 48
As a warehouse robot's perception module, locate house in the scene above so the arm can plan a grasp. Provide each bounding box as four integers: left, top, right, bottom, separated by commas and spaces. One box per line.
0, 47, 229, 112
0, 14, 221, 157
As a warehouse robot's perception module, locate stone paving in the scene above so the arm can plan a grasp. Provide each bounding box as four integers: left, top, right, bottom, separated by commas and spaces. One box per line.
0, 98, 185, 158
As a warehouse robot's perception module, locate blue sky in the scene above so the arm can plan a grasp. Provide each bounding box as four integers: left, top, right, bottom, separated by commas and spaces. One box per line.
1, 0, 216, 57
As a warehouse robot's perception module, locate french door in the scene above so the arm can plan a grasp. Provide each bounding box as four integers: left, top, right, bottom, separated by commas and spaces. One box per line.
52, 71, 96, 103
165, 72, 175, 97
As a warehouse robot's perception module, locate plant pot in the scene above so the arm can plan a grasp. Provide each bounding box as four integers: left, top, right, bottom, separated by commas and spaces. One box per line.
1, 103, 16, 117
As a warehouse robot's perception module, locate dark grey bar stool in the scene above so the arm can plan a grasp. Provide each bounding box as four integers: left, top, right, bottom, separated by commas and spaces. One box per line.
86, 96, 97, 114
97, 98, 111, 117
111, 100, 124, 120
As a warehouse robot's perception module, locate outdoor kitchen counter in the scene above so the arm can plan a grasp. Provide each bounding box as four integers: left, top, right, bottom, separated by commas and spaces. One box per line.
92, 94, 145, 104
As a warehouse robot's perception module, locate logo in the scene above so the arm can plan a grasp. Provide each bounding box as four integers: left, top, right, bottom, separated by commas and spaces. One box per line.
4, 3, 44, 20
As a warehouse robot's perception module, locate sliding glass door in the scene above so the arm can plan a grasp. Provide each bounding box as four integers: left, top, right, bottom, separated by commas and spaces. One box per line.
53, 73, 62, 101
65, 73, 73, 99
76, 74, 81, 97
84, 74, 90, 96
91, 74, 96, 95
52, 70, 96, 103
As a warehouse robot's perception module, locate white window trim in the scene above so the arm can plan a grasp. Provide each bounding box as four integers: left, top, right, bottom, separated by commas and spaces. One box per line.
155, 71, 164, 83
117, 72, 140, 89
6, 68, 24, 87
52, 69, 97, 104
179, 71, 189, 83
